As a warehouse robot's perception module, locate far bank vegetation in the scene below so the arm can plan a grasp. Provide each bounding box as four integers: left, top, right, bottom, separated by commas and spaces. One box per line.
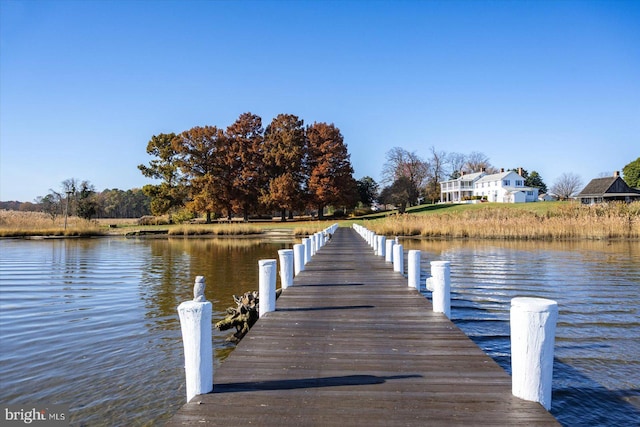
0, 210, 340, 238
2, 202, 639, 240
0, 210, 103, 237
365, 201, 640, 240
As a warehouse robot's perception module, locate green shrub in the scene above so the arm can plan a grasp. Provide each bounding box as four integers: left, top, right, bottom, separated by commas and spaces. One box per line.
173, 209, 195, 224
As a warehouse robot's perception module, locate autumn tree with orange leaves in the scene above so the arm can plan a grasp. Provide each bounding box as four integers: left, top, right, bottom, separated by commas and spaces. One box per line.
261, 114, 307, 221
306, 122, 358, 219
141, 112, 359, 221
173, 126, 232, 222
226, 112, 265, 221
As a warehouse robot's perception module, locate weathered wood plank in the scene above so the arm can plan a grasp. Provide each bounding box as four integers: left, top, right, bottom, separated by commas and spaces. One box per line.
166, 227, 559, 426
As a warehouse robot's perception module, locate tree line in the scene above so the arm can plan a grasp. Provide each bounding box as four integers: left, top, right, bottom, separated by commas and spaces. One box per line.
14, 130, 637, 221
139, 112, 358, 221
21, 178, 151, 221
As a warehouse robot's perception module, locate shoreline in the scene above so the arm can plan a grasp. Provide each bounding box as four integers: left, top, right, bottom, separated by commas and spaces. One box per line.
3, 201, 638, 240
3, 231, 639, 242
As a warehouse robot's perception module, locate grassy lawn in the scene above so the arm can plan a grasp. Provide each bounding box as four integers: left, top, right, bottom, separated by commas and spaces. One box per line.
355, 201, 565, 220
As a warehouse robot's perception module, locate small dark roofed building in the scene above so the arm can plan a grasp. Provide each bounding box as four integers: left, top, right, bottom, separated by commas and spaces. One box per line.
576, 171, 640, 204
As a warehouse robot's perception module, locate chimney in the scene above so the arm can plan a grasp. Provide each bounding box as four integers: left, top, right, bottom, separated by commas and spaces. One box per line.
461, 171, 465, 176
481, 167, 486, 173
614, 171, 620, 178
500, 168, 504, 173
518, 167, 523, 176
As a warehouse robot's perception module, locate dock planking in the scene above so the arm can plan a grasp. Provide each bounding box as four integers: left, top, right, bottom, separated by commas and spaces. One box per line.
166, 227, 559, 426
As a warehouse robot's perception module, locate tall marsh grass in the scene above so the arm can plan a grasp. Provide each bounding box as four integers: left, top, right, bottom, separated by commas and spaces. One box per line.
0, 210, 337, 238
0, 210, 103, 237
364, 202, 640, 240
293, 221, 339, 236
167, 224, 263, 236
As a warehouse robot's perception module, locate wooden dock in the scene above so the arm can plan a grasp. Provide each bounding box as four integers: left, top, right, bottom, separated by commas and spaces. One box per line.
166, 227, 559, 426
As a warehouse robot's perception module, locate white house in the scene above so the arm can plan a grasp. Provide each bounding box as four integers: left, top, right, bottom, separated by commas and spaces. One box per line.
440, 169, 539, 203
439, 171, 485, 202
474, 170, 538, 203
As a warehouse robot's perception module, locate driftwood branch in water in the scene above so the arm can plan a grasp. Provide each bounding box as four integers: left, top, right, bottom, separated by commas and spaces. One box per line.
215, 288, 283, 344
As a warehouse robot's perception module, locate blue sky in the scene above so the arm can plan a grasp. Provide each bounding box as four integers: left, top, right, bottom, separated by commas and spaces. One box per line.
1, 0, 638, 202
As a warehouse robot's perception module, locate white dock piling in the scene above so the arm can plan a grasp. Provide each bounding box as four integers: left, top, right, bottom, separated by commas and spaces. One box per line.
310, 234, 317, 256
177, 276, 213, 402
293, 243, 305, 275
430, 261, 451, 317
376, 235, 386, 257
278, 249, 294, 289
510, 297, 558, 410
258, 259, 277, 317
393, 244, 404, 274
385, 239, 395, 263
408, 250, 421, 290
303, 238, 311, 264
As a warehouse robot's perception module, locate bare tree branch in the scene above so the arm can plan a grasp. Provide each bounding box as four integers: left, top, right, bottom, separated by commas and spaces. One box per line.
551, 172, 583, 200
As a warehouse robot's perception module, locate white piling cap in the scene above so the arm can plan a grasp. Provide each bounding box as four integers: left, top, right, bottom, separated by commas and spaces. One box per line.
511, 297, 558, 313
430, 260, 450, 267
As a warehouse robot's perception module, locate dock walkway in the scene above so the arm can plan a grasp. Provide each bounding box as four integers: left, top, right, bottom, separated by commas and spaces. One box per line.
166, 227, 558, 426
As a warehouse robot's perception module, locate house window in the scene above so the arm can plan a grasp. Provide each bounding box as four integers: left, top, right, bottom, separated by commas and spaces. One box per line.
516, 180, 523, 186
503, 180, 510, 186
527, 191, 533, 196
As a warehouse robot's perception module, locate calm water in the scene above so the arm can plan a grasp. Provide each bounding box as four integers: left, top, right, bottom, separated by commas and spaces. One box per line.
0, 237, 294, 426
1, 236, 639, 426
403, 239, 640, 426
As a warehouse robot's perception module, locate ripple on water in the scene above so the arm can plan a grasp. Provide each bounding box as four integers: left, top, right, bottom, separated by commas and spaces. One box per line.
2, 238, 639, 426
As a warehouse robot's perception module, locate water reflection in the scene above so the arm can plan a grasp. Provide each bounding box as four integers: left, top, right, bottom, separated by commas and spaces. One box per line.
0, 236, 297, 426
1, 236, 638, 426
402, 238, 640, 426
138, 238, 295, 323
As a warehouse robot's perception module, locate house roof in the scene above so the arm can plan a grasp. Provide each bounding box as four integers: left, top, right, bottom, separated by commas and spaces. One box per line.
576, 176, 640, 197
439, 171, 484, 184
475, 170, 516, 184
577, 177, 616, 196
460, 172, 485, 181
